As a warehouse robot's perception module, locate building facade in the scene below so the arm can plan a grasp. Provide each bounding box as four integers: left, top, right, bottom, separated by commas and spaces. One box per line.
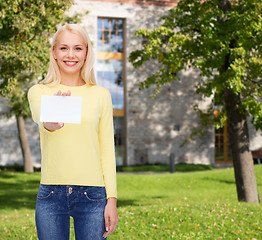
0, 0, 261, 168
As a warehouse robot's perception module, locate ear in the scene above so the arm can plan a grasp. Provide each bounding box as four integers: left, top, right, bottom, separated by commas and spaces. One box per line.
52, 47, 57, 60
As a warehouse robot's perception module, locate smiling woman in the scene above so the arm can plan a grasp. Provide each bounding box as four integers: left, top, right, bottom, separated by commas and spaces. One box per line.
27, 24, 118, 240
52, 31, 87, 83
42, 24, 96, 87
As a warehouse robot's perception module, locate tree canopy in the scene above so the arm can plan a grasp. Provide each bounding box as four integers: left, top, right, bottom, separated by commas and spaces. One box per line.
130, 0, 262, 131
130, 0, 261, 202
0, 0, 82, 117
0, 0, 84, 172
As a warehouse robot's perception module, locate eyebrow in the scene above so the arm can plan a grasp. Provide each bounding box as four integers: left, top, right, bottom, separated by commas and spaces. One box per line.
59, 44, 85, 47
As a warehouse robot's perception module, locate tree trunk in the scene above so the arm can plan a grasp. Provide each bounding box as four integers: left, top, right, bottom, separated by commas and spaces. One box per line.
218, 0, 259, 203
16, 115, 33, 173
224, 89, 259, 203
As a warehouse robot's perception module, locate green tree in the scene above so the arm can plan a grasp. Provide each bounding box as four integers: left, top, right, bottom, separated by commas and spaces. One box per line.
0, 0, 83, 172
130, 0, 261, 203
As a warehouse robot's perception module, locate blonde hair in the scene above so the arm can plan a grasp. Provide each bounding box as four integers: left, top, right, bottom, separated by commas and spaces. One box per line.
41, 24, 96, 86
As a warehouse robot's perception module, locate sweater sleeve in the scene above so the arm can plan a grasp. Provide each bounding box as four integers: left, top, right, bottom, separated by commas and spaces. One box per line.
27, 84, 54, 133
98, 90, 117, 199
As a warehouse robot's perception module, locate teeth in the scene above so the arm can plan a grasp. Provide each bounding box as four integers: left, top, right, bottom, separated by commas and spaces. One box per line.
65, 61, 77, 65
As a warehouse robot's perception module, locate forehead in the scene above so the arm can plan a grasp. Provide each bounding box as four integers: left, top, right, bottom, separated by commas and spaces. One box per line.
56, 30, 85, 45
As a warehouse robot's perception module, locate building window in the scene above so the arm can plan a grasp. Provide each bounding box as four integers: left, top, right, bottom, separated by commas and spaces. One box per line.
214, 110, 232, 163
214, 121, 232, 163
97, 18, 123, 53
97, 18, 125, 166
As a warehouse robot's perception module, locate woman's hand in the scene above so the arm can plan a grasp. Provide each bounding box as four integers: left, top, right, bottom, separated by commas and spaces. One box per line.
43, 90, 71, 131
43, 122, 64, 131
103, 197, 118, 238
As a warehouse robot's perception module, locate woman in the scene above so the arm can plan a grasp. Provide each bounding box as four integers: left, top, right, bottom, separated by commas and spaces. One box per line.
28, 24, 118, 240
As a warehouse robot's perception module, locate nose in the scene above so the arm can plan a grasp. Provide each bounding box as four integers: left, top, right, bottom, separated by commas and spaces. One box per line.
67, 49, 74, 58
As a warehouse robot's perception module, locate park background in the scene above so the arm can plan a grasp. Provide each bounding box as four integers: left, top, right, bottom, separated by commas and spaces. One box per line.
1, 0, 262, 239
1, 0, 261, 170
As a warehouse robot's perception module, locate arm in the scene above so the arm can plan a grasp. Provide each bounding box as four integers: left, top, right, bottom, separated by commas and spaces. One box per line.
98, 89, 118, 237
98, 89, 117, 198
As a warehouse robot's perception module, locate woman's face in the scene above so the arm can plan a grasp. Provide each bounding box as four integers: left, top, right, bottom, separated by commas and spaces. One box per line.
53, 30, 87, 76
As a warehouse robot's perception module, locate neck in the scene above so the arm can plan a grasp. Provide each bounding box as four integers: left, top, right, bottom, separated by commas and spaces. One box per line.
60, 72, 85, 87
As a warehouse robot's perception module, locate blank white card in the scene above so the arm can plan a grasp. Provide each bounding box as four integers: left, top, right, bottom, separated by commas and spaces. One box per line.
40, 95, 82, 124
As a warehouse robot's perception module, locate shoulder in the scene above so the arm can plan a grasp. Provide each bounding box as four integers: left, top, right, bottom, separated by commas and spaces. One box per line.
28, 83, 48, 93
28, 84, 48, 99
90, 85, 111, 97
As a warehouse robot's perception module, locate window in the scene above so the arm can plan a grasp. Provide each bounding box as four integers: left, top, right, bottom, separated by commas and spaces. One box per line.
214, 91, 232, 163
214, 121, 232, 163
213, 108, 232, 163
97, 18, 125, 166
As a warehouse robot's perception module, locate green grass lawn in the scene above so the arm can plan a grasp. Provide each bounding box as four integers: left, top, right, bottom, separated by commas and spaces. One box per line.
0, 165, 261, 239
116, 163, 214, 172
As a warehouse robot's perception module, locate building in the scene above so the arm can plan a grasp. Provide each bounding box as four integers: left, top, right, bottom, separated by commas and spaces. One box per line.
0, 0, 261, 168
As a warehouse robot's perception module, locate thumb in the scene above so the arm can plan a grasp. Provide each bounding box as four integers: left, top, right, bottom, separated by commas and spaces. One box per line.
58, 122, 64, 128
105, 215, 110, 232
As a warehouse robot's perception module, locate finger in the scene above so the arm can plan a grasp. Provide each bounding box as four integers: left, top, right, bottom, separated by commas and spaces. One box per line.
57, 90, 62, 96
67, 90, 71, 96
103, 216, 110, 238
58, 122, 64, 128
105, 217, 110, 233
111, 221, 117, 233
111, 217, 119, 232
62, 92, 67, 96
103, 228, 113, 238
108, 220, 117, 234
103, 230, 110, 238
103, 219, 118, 238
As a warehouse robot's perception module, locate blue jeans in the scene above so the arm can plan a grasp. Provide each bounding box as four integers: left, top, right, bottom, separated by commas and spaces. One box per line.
35, 184, 107, 240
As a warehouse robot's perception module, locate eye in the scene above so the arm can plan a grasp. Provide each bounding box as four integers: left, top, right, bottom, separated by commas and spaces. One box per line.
60, 47, 67, 50
75, 47, 82, 51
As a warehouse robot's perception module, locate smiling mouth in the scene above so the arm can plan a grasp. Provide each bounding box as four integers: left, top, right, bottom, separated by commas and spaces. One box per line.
64, 61, 78, 66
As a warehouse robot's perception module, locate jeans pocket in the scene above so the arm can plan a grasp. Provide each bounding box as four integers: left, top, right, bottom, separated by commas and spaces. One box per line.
83, 187, 107, 202
37, 185, 55, 200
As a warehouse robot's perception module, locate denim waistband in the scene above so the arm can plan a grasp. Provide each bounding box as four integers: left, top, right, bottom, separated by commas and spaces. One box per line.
40, 184, 105, 193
